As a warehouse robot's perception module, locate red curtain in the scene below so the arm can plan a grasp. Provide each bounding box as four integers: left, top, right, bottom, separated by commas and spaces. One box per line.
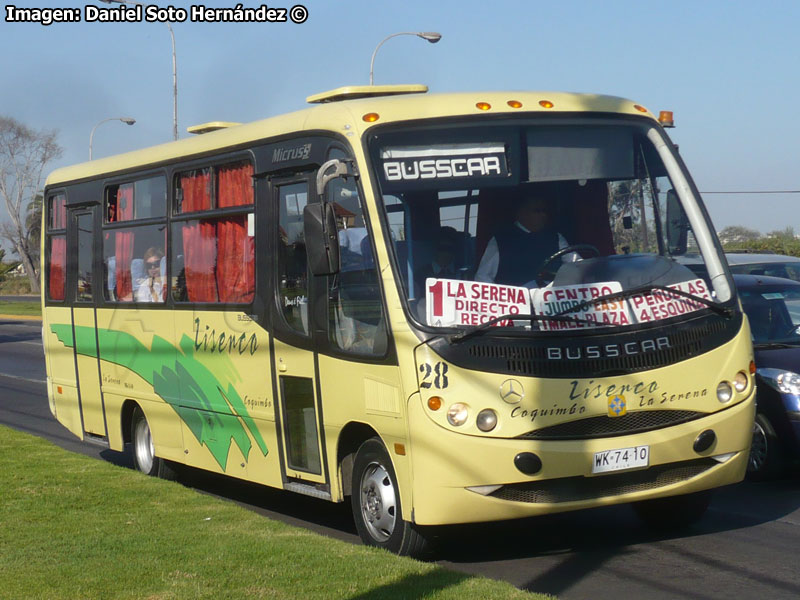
216, 162, 254, 303
217, 216, 254, 303
217, 162, 252, 208
180, 170, 217, 302
183, 221, 218, 302
180, 169, 212, 212
117, 182, 135, 221
176, 164, 254, 304
49, 235, 66, 301
51, 195, 66, 229
114, 185, 135, 300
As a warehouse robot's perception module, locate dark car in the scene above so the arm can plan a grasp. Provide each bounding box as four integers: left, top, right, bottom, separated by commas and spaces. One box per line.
735, 274, 800, 479
727, 253, 800, 282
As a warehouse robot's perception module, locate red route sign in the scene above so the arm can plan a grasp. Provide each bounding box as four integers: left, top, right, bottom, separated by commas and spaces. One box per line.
426, 278, 531, 327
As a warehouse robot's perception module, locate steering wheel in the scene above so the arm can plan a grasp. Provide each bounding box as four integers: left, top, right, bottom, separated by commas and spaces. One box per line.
534, 244, 600, 285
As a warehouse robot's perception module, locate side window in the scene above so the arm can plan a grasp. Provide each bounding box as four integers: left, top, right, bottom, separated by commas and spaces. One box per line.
103, 174, 168, 303
103, 225, 166, 303
327, 152, 388, 355
46, 193, 67, 302
106, 176, 166, 222
171, 160, 255, 304
277, 182, 309, 334
76, 213, 93, 302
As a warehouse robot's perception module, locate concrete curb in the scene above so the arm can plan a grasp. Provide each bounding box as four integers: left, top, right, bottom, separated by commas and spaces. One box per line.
0, 314, 42, 322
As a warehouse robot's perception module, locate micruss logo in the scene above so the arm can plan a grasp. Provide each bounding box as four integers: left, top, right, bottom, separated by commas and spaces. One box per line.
546, 337, 670, 360
273, 143, 311, 163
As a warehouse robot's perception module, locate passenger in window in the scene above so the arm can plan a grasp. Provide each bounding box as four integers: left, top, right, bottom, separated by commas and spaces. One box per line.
338, 216, 371, 272
106, 256, 116, 301
475, 194, 575, 287
135, 247, 166, 303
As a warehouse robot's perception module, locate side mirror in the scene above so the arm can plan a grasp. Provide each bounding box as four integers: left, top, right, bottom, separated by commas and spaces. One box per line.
303, 202, 340, 275
666, 189, 688, 254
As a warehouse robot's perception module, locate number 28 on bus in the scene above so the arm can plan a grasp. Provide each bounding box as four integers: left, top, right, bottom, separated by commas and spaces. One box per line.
42, 85, 755, 556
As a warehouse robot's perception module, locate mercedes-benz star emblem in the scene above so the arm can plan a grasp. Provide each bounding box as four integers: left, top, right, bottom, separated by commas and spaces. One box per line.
500, 379, 524, 404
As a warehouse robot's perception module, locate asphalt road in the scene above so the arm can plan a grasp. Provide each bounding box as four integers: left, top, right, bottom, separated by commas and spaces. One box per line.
2, 317, 799, 599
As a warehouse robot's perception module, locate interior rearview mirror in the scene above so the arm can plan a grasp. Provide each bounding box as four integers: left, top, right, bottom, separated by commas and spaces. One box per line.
666, 189, 688, 254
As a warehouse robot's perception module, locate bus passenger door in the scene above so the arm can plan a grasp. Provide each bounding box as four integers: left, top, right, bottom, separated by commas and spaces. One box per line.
272, 179, 328, 489
71, 208, 107, 437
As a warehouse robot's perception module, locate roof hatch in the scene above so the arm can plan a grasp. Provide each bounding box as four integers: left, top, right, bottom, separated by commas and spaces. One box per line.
306, 84, 428, 104
186, 121, 242, 135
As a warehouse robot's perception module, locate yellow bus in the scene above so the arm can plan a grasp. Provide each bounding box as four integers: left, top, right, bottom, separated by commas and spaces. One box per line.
42, 86, 755, 556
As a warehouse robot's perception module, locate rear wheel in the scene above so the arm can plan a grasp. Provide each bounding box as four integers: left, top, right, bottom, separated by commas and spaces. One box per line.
633, 490, 712, 530
747, 411, 784, 480
131, 406, 176, 480
351, 438, 430, 558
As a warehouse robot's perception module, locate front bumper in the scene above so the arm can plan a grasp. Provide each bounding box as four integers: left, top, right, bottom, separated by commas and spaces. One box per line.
407, 392, 754, 525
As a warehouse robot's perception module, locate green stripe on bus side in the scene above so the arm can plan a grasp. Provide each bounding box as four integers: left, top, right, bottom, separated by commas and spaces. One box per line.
49, 324, 269, 470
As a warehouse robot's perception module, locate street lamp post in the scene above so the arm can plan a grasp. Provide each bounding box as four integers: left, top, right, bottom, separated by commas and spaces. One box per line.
369, 31, 442, 85
89, 117, 136, 160
99, 0, 178, 140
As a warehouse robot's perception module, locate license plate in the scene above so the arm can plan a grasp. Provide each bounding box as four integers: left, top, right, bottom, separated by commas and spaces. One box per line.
592, 445, 649, 474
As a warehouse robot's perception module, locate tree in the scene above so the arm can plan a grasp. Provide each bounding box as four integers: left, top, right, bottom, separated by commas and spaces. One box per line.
0, 248, 17, 282
766, 226, 795, 240
25, 193, 43, 265
0, 117, 62, 294
718, 225, 761, 246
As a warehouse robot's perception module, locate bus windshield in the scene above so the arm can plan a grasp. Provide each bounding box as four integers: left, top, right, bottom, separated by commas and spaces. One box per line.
370, 117, 729, 332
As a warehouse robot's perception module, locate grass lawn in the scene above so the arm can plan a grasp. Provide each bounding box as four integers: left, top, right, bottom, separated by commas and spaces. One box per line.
0, 301, 41, 317
0, 426, 552, 600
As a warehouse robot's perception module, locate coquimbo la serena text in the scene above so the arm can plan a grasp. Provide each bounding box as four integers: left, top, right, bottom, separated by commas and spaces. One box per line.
41, 85, 755, 556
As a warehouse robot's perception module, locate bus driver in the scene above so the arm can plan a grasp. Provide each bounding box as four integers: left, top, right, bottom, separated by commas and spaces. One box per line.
475, 194, 575, 287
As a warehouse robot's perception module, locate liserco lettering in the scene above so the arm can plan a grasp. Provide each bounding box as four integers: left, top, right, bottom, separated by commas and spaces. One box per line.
383, 156, 503, 181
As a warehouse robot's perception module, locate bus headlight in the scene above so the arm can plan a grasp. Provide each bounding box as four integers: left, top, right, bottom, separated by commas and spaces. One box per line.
447, 403, 469, 427
734, 371, 748, 393
716, 381, 733, 403
476, 409, 498, 432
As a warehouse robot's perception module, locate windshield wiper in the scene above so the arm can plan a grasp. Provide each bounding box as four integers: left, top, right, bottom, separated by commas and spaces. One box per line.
449, 312, 599, 344
754, 341, 800, 350
552, 284, 734, 319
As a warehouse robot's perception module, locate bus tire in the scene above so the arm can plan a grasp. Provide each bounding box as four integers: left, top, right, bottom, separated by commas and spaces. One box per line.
351, 438, 430, 558
131, 406, 177, 481
747, 411, 784, 481
632, 490, 712, 531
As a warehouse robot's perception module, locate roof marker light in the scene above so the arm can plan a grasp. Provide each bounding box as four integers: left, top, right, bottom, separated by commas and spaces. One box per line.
507, 100, 523, 108
476, 102, 491, 111
539, 100, 554, 109
362, 112, 380, 122
634, 104, 648, 113
658, 110, 675, 128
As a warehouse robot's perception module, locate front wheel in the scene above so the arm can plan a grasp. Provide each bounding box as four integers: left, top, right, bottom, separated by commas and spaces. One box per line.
632, 490, 712, 531
747, 411, 784, 480
131, 406, 176, 480
351, 438, 430, 557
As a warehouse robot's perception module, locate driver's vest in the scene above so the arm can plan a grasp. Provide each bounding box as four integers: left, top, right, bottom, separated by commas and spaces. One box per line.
494, 224, 559, 286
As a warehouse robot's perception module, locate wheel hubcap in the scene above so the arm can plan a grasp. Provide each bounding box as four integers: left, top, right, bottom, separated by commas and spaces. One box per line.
749, 420, 768, 473
359, 462, 396, 542
134, 417, 154, 474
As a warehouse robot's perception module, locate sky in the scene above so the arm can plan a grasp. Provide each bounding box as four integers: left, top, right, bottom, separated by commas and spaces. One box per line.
2, 0, 799, 251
